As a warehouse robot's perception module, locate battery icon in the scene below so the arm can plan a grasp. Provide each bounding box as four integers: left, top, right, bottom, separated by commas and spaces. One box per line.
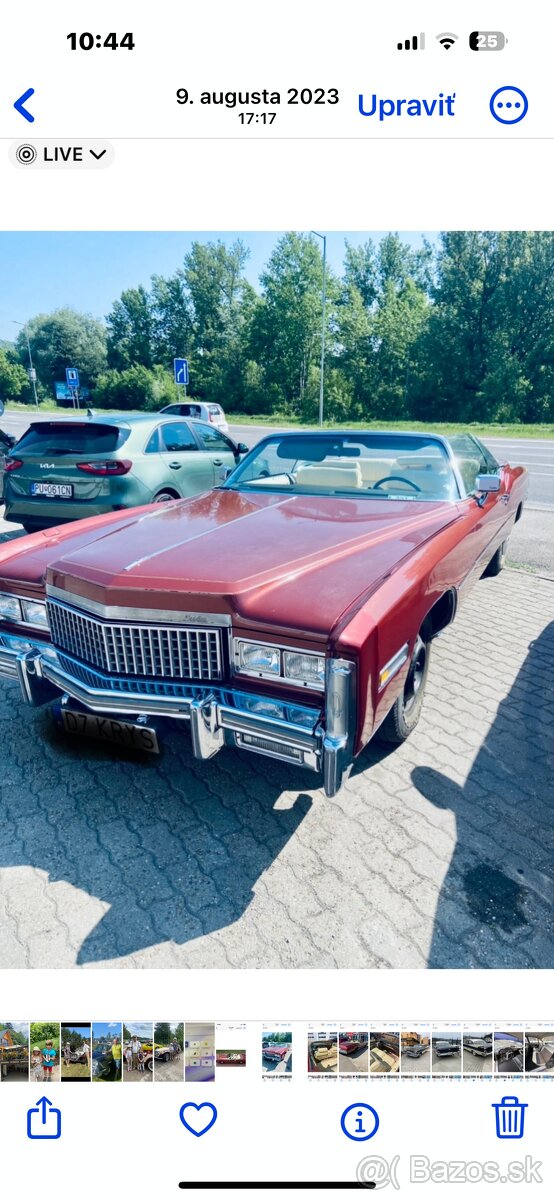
470, 31, 507, 51
492, 1096, 528, 1139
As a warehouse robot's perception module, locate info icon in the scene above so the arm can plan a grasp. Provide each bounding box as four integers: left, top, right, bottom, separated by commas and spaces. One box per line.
340, 1102, 379, 1142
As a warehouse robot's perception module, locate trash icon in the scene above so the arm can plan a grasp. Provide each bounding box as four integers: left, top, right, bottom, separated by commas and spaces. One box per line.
492, 1096, 528, 1139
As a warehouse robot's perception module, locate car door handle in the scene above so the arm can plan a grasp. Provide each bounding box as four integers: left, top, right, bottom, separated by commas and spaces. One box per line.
168, 462, 183, 469
212, 459, 223, 467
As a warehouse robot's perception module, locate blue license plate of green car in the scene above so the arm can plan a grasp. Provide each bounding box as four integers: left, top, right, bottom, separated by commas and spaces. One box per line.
31, 482, 74, 498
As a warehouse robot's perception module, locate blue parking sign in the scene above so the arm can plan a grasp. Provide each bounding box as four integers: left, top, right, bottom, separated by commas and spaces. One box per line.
174, 358, 189, 386
66, 367, 80, 388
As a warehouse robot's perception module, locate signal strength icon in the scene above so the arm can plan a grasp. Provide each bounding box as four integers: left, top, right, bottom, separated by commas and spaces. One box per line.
397, 33, 425, 51
436, 32, 458, 50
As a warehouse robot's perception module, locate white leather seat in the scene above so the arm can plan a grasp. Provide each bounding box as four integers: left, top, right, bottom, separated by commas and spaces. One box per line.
295, 463, 362, 489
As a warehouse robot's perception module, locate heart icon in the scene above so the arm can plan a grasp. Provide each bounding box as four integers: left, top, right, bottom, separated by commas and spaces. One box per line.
179, 1102, 218, 1137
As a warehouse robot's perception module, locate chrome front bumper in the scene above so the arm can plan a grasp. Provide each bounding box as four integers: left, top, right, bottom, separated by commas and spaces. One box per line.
0, 634, 356, 797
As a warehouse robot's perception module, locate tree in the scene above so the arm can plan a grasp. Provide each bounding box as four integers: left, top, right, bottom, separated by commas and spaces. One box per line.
16, 308, 107, 396
93, 364, 175, 410
182, 239, 259, 407
154, 1022, 172, 1046
251, 232, 336, 415
106, 286, 155, 370
0, 348, 30, 404
150, 272, 194, 368
339, 235, 431, 419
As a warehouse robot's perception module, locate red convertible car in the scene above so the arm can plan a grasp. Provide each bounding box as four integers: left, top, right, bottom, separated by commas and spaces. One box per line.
262, 1045, 289, 1062
0, 430, 527, 797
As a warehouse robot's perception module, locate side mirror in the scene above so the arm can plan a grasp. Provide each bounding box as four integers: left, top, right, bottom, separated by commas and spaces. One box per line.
475, 474, 501, 493
235, 442, 249, 455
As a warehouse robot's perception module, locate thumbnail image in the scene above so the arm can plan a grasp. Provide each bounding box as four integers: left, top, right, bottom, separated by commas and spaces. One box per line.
154, 1022, 184, 1082
524, 1032, 554, 1075
338, 1031, 368, 1074
216, 1049, 246, 1066
0, 1022, 29, 1082
262, 1033, 292, 1075
494, 1031, 525, 1074
462, 1032, 493, 1074
400, 1032, 430, 1075
61, 1023, 91, 1080
92, 1022, 122, 1082
431, 1032, 461, 1074
29, 1023, 60, 1083
308, 1032, 337, 1074
123, 1023, 153, 1081
185, 1023, 215, 1082
369, 1032, 400, 1075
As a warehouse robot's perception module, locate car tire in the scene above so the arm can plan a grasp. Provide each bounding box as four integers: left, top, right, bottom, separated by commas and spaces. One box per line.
153, 491, 178, 504
482, 540, 507, 577
378, 635, 430, 745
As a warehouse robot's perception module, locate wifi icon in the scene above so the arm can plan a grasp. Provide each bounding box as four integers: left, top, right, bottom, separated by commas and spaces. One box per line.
436, 32, 458, 49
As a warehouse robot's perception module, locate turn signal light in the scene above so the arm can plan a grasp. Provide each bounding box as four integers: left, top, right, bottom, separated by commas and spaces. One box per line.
76, 460, 133, 476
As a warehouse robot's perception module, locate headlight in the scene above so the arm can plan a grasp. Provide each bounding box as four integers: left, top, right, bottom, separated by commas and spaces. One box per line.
21, 599, 49, 629
0, 593, 23, 623
237, 641, 281, 676
283, 650, 325, 688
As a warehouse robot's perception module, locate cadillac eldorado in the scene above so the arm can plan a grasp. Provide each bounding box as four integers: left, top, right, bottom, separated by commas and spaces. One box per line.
0, 430, 528, 797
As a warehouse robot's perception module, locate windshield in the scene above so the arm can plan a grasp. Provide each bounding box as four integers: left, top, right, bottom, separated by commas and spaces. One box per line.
15, 422, 129, 456
224, 433, 459, 501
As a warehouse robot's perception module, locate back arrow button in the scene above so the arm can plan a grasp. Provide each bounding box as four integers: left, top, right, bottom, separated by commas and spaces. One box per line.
14, 88, 35, 123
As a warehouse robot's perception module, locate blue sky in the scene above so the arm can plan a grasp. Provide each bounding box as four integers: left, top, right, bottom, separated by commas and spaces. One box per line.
125, 1021, 153, 1039
0, 231, 435, 342
92, 1022, 122, 1038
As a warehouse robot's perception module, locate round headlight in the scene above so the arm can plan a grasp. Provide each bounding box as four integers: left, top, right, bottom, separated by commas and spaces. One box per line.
21, 599, 49, 629
0, 593, 23, 623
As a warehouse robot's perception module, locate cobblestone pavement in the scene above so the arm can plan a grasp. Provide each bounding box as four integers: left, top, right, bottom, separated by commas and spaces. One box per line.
1, 569, 553, 970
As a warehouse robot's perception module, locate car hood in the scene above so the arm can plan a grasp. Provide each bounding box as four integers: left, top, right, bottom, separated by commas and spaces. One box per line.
0, 488, 459, 637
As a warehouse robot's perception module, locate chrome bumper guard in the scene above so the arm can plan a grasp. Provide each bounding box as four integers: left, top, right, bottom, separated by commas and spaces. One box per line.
0, 634, 356, 797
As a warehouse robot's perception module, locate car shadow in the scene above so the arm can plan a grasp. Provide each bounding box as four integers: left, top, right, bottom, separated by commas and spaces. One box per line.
412, 620, 554, 967
0, 687, 312, 964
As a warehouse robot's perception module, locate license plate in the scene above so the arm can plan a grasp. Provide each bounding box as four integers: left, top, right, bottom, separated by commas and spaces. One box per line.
31, 482, 74, 498
61, 709, 160, 753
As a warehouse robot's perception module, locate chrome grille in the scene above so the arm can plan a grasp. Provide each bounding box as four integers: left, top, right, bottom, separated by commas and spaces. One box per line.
47, 599, 223, 681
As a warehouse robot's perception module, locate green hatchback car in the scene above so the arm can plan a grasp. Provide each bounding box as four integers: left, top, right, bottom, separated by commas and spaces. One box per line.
3, 413, 248, 531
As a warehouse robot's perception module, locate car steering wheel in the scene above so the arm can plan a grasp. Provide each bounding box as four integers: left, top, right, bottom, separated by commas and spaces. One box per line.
373, 475, 422, 493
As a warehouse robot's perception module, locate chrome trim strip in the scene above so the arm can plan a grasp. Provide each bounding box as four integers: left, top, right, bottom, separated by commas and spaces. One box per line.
45, 585, 231, 627
36, 655, 321, 742
378, 642, 409, 691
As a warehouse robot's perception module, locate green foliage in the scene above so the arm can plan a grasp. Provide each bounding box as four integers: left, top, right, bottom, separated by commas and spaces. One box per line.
7, 232, 554, 424
0, 348, 30, 404
93, 364, 175, 410
30, 1021, 60, 1050
154, 1022, 172, 1045
15, 308, 107, 396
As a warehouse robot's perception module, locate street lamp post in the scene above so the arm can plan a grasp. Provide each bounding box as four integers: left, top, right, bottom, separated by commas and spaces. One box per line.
311, 231, 327, 427
12, 320, 39, 408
